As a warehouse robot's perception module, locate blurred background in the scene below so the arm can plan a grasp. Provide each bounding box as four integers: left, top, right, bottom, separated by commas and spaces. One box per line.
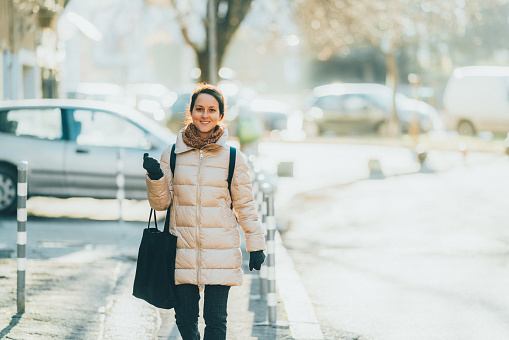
1, 0, 508, 139
1, 1, 509, 339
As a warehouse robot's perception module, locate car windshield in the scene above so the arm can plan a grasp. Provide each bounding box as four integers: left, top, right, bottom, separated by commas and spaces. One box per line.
123, 108, 176, 143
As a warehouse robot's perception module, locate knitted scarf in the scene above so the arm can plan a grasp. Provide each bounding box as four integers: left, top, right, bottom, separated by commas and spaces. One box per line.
182, 124, 224, 149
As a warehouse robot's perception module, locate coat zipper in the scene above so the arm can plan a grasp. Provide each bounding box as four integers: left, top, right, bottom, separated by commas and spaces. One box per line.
196, 149, 203, 288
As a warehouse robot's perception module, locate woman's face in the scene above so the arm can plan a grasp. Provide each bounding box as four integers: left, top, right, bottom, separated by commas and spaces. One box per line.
191, 93, 221, 139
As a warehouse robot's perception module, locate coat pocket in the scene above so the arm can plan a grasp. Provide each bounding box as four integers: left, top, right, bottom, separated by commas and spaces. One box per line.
221, 199, 236, 230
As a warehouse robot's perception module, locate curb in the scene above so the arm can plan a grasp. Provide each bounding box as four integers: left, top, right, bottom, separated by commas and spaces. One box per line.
275, 231, 324, 340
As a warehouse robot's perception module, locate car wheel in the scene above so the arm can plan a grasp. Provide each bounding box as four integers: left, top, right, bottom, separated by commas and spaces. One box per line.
0, 166, 17, 215
457, 120, 476, 136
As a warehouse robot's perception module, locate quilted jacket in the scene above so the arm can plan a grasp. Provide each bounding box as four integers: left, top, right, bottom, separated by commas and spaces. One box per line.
145, 128, 266, 286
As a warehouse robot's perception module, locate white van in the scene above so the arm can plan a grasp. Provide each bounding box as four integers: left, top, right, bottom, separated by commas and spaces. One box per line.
442, 66, 509, 135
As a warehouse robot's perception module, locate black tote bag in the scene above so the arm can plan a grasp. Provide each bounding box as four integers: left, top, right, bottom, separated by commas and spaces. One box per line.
133, 207, 178, 309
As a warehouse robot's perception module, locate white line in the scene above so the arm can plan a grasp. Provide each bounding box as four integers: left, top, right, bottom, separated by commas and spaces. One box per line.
17, 231, 27, 245
268, 265, 276, 280
17, 258, 26, 271
17, 208, 27, 222
266, 240, 275, 254
266, 216, 276, 230
275, 230, 324, 339
267, 292, 278, 306
18, 182, 27, 196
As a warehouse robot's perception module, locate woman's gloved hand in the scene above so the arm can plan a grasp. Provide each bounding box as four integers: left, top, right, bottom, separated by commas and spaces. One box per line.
143, 153, 163, 180
249, 250, 266, 271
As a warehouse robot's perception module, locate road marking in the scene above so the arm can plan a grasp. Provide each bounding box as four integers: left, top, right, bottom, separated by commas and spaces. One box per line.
275, 231, 324, 340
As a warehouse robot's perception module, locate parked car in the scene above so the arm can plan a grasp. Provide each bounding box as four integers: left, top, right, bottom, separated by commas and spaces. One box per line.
249, 98, 290, 132
396, 93, 440, 133
302, 83, 439, 136
442, 66, 509, 135
226, 98, 290, 138
0, 99, 177, 214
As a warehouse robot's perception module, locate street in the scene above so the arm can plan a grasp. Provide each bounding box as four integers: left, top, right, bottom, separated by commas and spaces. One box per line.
2, 0, 508, 338
278, 153, 509, 339
0, 141, 507, 340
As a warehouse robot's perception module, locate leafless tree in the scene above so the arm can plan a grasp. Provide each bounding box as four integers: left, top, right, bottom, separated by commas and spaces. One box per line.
292, 0, 504, 134
147, 0, 254, 83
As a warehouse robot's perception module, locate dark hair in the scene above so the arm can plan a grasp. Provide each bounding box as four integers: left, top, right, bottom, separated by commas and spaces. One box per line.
185, 83, 226, 126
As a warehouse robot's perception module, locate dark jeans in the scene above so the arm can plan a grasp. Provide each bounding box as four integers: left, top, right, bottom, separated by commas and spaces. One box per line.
174, 284, 231, 340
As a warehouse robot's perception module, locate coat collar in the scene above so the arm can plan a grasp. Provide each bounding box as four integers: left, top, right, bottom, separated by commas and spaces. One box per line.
175, 126, 229, 154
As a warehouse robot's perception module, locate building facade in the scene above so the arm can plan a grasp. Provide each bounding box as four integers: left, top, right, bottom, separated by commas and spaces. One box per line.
0, 0, 67, 100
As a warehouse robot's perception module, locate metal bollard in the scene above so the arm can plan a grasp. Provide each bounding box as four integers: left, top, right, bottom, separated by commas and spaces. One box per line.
116, 149, 125, 222
459, 142, 468, 166
252, 170, 268, 299
264, 188, 277, 325
258, 183, 268, 299
17, 161, 28, 314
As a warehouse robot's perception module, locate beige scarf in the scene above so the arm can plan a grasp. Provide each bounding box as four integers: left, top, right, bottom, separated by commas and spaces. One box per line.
182, 124, 224, 149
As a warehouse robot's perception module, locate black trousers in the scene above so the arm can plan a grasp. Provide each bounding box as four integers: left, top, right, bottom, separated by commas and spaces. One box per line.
174, 284, 231, 340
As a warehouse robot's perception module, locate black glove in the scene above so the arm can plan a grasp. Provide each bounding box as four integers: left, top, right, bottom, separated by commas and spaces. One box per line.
143, 153, 163, 180
249, 250, 266, 271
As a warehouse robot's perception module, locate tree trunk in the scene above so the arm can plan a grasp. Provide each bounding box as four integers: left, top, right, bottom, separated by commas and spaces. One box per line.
197, 48, 211, 83
194, 0, 253, 84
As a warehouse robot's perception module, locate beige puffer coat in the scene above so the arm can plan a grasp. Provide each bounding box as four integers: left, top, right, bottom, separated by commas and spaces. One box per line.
146, 128, 266, 287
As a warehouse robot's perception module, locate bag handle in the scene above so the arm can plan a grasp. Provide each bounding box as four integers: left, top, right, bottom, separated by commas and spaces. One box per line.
163, 204, 172, 234
227, 146, 236, 210
148, 208, 159, 230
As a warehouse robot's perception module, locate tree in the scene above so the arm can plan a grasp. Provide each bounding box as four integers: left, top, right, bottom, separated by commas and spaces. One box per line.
147, 0, 254, 83
292, 0, 506, 134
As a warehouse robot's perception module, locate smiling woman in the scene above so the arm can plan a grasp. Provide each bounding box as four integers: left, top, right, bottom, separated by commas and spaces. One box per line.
191, 91, 222, 139
180, 83, 228, 149
142, 83, 266, 339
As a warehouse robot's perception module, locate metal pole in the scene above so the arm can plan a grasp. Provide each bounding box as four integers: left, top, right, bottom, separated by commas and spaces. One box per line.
17, 161, 28, 314
258, 182, 268, 299
265, 191, 277, 325
116, 149, 125, 223
208, 0, 217, 84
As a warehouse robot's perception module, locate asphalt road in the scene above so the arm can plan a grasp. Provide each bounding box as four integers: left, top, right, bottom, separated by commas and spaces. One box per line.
278, 157, 509, 339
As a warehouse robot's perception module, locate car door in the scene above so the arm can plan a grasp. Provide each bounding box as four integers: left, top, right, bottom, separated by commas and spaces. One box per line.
314, 95, 343, 132
0, 107, 66, 196
64, 108, 152, 200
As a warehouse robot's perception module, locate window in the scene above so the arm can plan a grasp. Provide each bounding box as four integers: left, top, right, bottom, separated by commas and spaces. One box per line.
0, 108, 62, 140
72, 109, 151, 149
341, 94, 371, 112
315, 95, 342, 111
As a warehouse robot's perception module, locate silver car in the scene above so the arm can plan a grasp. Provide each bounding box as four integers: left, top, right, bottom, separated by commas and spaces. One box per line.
0, 99, 176, 214
302, 83, 440, 136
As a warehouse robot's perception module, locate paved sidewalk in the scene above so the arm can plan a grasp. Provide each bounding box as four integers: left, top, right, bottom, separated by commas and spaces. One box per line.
0, 219, 293, 340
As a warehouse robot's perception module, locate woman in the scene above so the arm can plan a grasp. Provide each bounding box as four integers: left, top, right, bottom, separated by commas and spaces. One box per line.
142, 83, 266, 340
